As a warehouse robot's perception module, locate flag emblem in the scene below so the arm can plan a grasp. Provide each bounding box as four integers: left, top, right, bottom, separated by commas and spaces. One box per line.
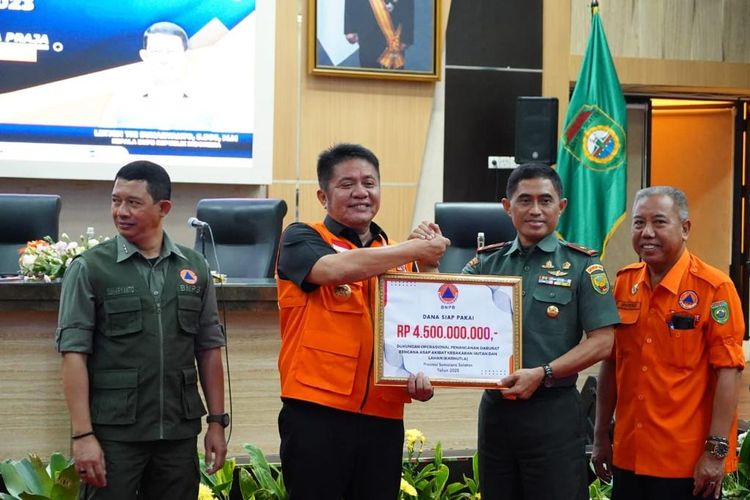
437, 283, 459, 304
180, 269, 198, 285
563, 105, 625, 172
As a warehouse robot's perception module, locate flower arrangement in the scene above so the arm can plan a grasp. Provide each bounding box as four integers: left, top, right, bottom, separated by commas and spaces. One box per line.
18, 232, 107, 282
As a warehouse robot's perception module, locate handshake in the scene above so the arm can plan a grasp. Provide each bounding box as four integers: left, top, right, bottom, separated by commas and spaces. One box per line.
407, 221, 451, 271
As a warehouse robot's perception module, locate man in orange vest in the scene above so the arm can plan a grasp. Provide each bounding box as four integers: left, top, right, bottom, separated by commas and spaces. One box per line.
592, 186, 745, 499
276, 143, 450, 499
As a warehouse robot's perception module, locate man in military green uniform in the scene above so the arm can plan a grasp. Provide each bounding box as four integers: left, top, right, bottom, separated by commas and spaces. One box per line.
465, 163, 619, 499
57, 161, 228, 500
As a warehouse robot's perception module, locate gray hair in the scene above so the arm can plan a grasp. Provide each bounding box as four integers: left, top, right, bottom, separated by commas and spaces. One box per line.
633, 186, 689, 221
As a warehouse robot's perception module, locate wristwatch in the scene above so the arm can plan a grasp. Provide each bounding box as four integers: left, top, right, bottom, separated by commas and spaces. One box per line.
206, 413, 230, 428
705, 436, 729, 459
541, 364, 554, 388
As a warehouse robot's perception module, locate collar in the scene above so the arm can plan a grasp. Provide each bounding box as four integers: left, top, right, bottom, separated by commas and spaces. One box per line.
504, 231, 559, 256
654, 249, 691, 295
115, 232, 186, 263
323, 215, 388, 248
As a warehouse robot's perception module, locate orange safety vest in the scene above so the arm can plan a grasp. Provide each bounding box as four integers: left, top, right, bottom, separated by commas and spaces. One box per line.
277, 222, 413, 419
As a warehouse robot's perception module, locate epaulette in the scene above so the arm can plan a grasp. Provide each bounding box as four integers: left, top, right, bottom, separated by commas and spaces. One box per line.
616, 262, 645, 276
563, 241, 598, 256
477, 241, 512, 254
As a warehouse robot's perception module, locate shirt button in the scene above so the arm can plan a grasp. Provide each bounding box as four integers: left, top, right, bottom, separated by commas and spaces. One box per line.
637, 394, 644, 401
645, 337, 652, 344
522, 291, 526, 297
636, 422, 643, 429
641, 366, 648, 372
550, 292, 556, 297
675, 332, 681, 338
523, 265, 530, 271
153, 291, 159, 296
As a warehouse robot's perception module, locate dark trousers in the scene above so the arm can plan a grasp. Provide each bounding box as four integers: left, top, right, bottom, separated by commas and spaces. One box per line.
478, 387, 588, 500
279, 399, 404, 500
80, 437, 198, 500
612, 466, 713, 500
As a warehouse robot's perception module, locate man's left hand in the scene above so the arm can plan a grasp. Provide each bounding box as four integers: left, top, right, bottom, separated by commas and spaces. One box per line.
693, 453, 725, 499
204, 424, 228, 475
499, 367, 544, 399
408, 372, 434, 401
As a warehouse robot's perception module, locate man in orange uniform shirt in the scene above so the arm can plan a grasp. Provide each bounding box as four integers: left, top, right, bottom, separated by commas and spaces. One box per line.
592, 186, 745, 499
275, 143, 450, 499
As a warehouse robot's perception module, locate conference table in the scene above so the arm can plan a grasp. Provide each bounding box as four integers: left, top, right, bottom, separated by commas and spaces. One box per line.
0, 279, 481, 460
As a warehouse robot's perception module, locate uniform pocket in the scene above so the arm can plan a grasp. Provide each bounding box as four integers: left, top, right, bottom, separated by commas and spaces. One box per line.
91, 369, 138, 425
177, 295, 202, 335
181, 367, 207, 419
296, 329, 361, 395
663, 326, 704, 369
103, 296, 143, 336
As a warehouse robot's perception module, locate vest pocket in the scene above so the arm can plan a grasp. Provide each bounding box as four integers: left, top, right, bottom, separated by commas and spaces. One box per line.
178, 295, 202, 335
103, 296, 143, 336
296, 329, 360, 395
91, 369, 138, 425
181, 367, 207, 419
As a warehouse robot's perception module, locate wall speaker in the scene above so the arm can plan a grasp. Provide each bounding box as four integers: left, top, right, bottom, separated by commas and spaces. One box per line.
514, 97, 559, 164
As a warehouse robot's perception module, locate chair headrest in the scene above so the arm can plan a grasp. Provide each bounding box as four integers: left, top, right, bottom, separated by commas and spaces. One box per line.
435, 202, 516, 248
195, 198, 288, 244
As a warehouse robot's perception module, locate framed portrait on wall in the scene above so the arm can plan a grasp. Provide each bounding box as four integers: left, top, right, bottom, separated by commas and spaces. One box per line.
308, 0, 441, 81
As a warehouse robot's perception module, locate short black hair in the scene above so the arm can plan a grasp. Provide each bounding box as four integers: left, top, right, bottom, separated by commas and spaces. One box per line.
317, 143, 380, 191
115, 161, 172, 202
143, 21, 189, 51
506, 163, 564, 199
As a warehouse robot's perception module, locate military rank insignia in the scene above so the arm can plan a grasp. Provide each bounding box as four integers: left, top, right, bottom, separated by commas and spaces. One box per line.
710, 301, 729, 325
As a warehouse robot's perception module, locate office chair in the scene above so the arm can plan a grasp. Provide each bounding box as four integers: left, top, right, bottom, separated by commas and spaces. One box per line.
194, 198, 288, 279
0, 194, 62, 275
434, 202, 516, 273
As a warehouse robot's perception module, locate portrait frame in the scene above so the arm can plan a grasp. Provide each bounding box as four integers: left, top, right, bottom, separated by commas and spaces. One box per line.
308, 0, 441, 81
374, 272, 523, 388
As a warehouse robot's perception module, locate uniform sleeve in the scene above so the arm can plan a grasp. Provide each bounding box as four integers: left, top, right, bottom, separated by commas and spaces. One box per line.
706, 281, 745, 369
56, 258, 96, 353
577, 255, 620, 333
196, 267, 225, 351
277, 223, 336, 292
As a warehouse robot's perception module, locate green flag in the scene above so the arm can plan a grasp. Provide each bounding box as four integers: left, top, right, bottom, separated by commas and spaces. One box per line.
557, 2, 626, 258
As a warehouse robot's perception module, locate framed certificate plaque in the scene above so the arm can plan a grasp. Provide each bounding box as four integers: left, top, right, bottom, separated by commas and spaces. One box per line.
374, 272, 522, 388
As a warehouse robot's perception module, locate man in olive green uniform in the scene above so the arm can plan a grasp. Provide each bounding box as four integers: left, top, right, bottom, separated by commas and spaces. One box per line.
57, 161, 228, 500
464, 163, 619, 500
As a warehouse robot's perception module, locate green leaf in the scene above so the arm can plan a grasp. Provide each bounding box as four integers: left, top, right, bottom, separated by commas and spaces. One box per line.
238, 467, 260, 499
18, 495, 48, 500
0, 493, 19, 500
0, 461, 31, 497
50, 464, 80, 500
46, 454, 69, 483
243, 444, 286, 499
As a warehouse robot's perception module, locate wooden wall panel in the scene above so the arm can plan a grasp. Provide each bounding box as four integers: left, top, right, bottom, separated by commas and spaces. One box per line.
271, 0, 442, 241
570, 0, 750, 64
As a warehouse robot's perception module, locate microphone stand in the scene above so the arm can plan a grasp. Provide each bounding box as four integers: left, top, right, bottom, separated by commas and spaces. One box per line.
199, 225, 207, 259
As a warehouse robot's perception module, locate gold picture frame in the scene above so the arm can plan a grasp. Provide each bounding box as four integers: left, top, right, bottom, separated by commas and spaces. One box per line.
374, 272, 523, 388
308, 0, 441, 81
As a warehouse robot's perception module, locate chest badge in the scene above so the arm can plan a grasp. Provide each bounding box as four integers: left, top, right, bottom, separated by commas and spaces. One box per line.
180, 269, 198, 285
631, 283, 639, 295
546, 305, 560, 318
562, 261, 571, 270
333, 284, 352, 301
542, 260, 554, 269
548, 269, 568, 277
678, 290, 699, 310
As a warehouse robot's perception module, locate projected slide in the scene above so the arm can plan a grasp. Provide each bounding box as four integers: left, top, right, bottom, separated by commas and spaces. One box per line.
0, 0, 274, 184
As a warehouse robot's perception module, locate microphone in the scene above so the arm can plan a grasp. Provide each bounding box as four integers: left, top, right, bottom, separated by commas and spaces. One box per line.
188, 217, 209, 228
